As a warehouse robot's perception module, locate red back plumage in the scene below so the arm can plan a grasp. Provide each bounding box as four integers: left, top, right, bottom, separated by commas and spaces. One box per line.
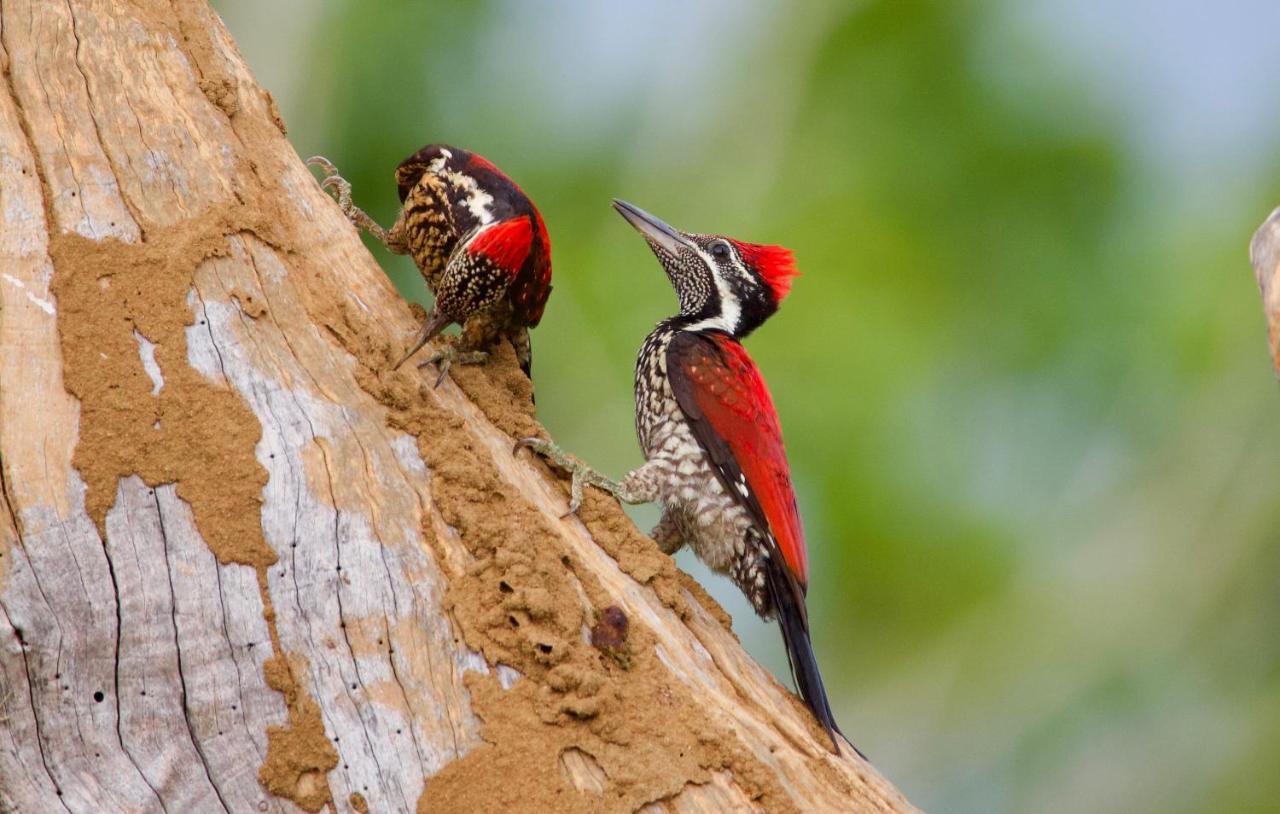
468, 216, 534, 278
667, 332, 808, 588
519, 209, 553, 325
398, 144, 553, 330
463, 151, 553, 327
464, 151, 503, 178
730, 240, 799, 304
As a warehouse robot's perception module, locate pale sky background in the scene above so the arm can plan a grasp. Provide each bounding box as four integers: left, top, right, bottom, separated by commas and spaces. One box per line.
222, 0, 1280, 198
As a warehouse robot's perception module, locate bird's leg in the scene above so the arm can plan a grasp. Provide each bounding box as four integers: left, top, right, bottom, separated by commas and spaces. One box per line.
404, 315, 491, 385
516, 439, 659, 517
417, 344, 489, 388
511, 326, 533, 379
414, 313, 522, 385
649, 509, 688, 555
306, 155, 409, 254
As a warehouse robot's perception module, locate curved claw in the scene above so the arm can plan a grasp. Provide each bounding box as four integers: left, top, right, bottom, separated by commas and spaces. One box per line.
307, 156, 349, 199
414, 345, 488, 388
305, 155, 339, 175
306, 156, 396, 248
513, 436, 543, 456
516, 438, 576, 512
512, 437, 614, 517
515, 437, 562, 465
320, 174, 350, 196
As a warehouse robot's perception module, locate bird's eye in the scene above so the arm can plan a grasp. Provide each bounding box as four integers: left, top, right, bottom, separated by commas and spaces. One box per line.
710, 240, 731, 260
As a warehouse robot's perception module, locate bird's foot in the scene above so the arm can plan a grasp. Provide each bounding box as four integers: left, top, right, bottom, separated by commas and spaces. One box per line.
649, 512, 688, 555
306, 155, 397, 247
417, 344, 488, 388
514, 438, 631, 517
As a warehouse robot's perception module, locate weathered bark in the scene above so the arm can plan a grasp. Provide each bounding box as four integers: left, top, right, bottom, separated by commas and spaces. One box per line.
0, 2, 916, 812
1251, 207, 1280, 375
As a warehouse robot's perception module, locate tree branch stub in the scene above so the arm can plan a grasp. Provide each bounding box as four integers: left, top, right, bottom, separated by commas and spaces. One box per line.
1251, 206, 1280, 375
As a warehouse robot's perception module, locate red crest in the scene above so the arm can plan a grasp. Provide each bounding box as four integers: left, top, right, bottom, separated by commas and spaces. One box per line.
729, 241, 799, 304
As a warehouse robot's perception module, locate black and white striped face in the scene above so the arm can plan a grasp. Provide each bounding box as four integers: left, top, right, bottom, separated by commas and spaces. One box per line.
612, 200, 780, 338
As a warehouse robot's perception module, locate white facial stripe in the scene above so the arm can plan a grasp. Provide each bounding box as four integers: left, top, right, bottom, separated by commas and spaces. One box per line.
425, 148, 495, 225
444, 169, 495, 225
427, 148, 452, 172
682, 244, 741, 334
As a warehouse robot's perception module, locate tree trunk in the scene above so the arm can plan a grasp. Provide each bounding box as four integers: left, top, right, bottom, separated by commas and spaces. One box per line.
0, 2, 916, 812
1252, 207, 1280, 375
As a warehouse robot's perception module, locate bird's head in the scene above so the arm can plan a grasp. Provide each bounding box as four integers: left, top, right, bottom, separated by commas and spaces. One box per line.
395, 143, 538, 232
613, 200, 798, 338
395, 143, 553, 327
395, 144, 476, 203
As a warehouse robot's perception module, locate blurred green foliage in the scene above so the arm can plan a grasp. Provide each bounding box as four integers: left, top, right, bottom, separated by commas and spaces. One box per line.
219, 1, 1280, 811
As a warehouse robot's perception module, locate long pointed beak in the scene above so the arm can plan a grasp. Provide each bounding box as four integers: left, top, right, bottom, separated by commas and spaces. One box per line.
392, 307, 452, 370
612, 199, 693, 255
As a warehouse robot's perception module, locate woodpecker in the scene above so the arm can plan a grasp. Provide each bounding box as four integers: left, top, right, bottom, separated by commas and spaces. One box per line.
308, 145, 552, 380
521, 200, 851, 755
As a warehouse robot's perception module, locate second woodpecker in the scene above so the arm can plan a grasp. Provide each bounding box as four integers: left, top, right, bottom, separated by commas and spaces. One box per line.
310, 145, 552, 379
522, 200, 850, 754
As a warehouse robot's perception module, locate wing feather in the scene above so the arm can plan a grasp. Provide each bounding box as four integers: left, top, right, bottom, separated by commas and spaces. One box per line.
665, 331, 808, 589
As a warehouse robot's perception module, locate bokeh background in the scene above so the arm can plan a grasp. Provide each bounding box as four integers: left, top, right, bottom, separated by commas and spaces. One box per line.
215, 2, 1280, 811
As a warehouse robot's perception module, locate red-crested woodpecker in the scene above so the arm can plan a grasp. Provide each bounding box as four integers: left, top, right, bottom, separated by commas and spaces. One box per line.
521, 200, 852, 754
309, 145, 552, 381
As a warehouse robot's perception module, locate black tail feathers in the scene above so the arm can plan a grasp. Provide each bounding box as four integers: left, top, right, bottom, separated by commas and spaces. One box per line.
768, 562, 867, 760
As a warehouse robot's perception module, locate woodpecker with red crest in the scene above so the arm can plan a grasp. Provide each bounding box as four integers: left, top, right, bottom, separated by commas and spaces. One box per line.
308, 145, 552, 380
521, 201, 852, 754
